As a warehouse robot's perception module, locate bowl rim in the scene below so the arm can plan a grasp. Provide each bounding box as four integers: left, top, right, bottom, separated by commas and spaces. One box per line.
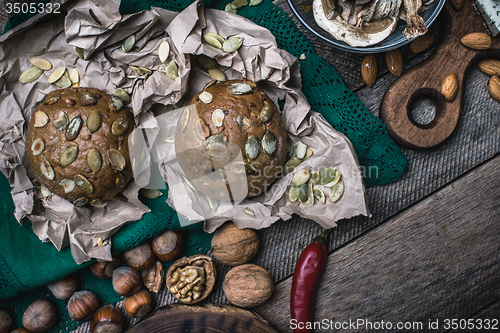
286, 0, 446, 54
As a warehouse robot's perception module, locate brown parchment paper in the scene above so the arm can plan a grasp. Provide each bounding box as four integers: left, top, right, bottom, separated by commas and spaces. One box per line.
139, 1, 370, 233
0, 0, 188, 264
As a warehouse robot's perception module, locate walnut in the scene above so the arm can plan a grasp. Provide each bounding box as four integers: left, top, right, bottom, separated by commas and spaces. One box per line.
222, 264, 273, 308
211, 222, 260, 266
166, 254, 216, 304
141, 261, 165, 293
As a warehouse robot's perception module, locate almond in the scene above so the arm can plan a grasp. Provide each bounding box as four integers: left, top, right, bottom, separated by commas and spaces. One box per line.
441, 72, 459, 102
450, 0, 464, 10
385, 49, 403, 77
477, 59, 500, 77
410, 33, 435, 53
361, 55, 377, 87
487, 76, 500, 102
460, 32, 492, 50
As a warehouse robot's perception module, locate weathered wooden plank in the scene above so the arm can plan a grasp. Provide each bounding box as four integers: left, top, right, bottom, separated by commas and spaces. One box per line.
256, 154, 500, 332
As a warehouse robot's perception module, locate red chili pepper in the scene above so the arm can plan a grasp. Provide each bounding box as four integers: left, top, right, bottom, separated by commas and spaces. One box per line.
290, 229, 331, 333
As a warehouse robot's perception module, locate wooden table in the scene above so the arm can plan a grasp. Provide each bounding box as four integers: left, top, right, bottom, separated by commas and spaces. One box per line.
49, 1, 496, 332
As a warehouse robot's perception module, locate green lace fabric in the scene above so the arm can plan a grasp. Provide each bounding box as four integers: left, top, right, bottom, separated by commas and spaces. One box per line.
0, 0, 407, 331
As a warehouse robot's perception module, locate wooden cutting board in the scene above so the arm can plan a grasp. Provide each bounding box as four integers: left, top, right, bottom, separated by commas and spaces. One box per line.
379, 0, 500, 150
126, 304, 280, 333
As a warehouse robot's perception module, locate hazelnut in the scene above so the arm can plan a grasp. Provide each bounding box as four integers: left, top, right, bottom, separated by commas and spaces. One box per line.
166, 255, 216, 304
122, 242, 155, 271
0, 309, 11, 333
68, 290, 100, 322
222, 264, 273, 308
141, 261, 165, 293
90, 258, 122, 279
112, 266, 143, 297
47, 274, 79, 300
151, 230, 184, 262
90, 305, 125, 333
22, 299, 57, 333
211, 222, 260, 266
123, 290, 154, 317
10, 329, 32, 333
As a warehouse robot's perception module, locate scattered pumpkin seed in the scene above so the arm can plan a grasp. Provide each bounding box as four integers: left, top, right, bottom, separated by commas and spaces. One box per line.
324, 171, 342, 187
165, 60, 179, 80
199, 55, 219, 70
219, 65, 230, 72
87, 148, 102, 172
199, 91, 213, 103
244, 207, 255, 217
225, 3, 238, 13
114, 88, 130, 104
140, 188, 163, 199
298, 183, 309, 203
31, 138, 45, 155
291, 168, 310, 186
305, 148, 314, 160
108, 96, 123, 112
86, 110, 101, 133
203, 35, 223, 49
207, 142, 230, 158
48, 67, 66, 84
34, 111, 49, 128
306, 183, 314, 204
74, 174, 94, 194
55, 76, 72, 88
115, 174, 127, 190
73, 197, 89, 207
80, 93, 97, 106
52, 111, 69, 131
61, 146, 79, 166
310, 171, 320, 185
60, 179, 76, 193
122, 35, 136, 52
289, 186, 300, 202
74, 46, 84, 59
40, 158, 55, 180
236, 115, 243, 127
295, 141, 307, 159
43, 96, 60, 105
40, 184, 51, 197
211, 109, 225, 127
19, 67, 43, 84
320, 167, 336, 185
260, 104, 274, 122
139, 67, 151, 74
129, 66, 143, 76
203, 79, 218, 90
284, 158, 301, 174
245, 136, 260, 160
222, 37, 244, 53
90, 199, 109, 208
69, 68, 80, 84
111, 116, 129, 136
13, 124, 21, 136
313, 186, 326, 204
29, 57, 52, 71
164, 137, 175, 143
208, 68, 226, 81
249, 0, 264, 5
158, 40, 170, 63
107, 149, 126, 171
329, 179, 344, 203
262, 131, 277, 155
208, 197, 220, 212
66, 115, 83, 141
195, 118, 211, 140
228, 82, 252, 95
178, 106, 191, 132
230, 0, 248, 8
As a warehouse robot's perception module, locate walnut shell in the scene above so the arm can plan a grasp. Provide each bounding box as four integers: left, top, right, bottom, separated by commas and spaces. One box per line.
222, 264, 273, 308
166, 254, 216, 304
211, 222, 260, 266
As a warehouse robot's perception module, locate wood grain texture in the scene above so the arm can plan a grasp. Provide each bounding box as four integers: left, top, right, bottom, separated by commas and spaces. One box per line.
257, 154, 500, 332
380, 1, 500, 149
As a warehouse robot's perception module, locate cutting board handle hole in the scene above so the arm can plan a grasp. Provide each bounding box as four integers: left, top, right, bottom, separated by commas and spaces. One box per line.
407, 88, 444, 129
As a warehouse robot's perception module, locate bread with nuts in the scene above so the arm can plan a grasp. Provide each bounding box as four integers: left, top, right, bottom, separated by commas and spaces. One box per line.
175, 79, 288, 200
25, 87, 135, 207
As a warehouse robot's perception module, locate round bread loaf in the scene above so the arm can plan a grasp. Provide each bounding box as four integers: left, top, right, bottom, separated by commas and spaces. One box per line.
25, 87, 135, 207
175, 79, 288, 200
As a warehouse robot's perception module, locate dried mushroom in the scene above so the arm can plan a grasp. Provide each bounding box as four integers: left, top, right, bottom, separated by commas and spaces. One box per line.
211, 222, 260, 266
166, 254, 216, 304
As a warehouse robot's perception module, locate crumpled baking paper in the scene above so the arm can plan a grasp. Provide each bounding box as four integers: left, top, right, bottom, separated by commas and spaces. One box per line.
136, 1, 370, 233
